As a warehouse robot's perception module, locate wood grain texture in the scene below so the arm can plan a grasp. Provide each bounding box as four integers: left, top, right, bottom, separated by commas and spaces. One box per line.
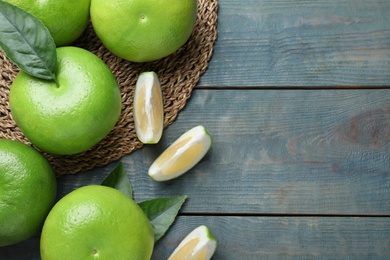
3, 216, 389, 259
2, 1, 390, 258
153, 216, 390, 259
54, 89, 390, 215
199, 0, 390, 87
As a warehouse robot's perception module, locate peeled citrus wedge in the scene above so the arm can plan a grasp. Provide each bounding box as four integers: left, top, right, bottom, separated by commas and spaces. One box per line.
133, 71, 164, 144
168, 225, 217, 260
148, 125, 212, 181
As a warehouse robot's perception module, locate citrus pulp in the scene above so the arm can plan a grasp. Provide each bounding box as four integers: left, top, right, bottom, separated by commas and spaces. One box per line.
168, 225, 217, 260
40, 185, 154, 259
148, 125, 212, 181
133, 71, 164, 144
0, 139, 57, 246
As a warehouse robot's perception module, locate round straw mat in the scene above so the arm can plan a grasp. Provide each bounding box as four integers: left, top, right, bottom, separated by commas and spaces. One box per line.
0, 0, 218, 176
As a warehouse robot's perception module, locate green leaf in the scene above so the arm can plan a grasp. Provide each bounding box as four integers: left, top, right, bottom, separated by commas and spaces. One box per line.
138, 195, 187, 242
0, 0, 56, 80
101, 163, 133, 199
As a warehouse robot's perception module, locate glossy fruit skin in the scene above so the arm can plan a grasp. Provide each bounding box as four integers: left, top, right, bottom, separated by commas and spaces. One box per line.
9, 46, 122, 155
90, 0, 197, 62
4, 0, 91, 46
0, 139, 57, 246
40, 185, 154, 260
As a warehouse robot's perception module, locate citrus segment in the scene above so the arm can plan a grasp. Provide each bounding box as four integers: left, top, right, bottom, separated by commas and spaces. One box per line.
133, 72, 164, 144
168, 225, 217, 260
148, 125, 212, 181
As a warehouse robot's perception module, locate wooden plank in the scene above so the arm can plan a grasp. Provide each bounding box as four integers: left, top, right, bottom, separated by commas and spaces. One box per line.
153, 216, 390, 259
56, 89, 390, 215
2, 216, 389, 259
199, 0, 390, 87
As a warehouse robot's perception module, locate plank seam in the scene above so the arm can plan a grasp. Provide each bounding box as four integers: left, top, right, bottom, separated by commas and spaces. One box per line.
180, 213, 390, 217
196, 86, 390, 90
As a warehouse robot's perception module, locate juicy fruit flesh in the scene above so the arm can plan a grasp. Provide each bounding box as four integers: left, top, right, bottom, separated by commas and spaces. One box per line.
157, 137, 204, 176
137, 81, 163, 135
192, 248, 208, 260
134, 72, 164, 144
40, 185, 154, 260
170, 237, 208, 260
149, 125, 212, 181
168, 225, 217, 260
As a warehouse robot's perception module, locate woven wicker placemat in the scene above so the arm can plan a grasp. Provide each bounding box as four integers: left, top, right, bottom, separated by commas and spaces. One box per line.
0, 0, 218, 176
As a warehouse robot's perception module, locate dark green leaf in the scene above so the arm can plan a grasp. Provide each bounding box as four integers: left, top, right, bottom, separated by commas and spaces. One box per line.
138, 195, 187, 241
0, 1, 56, 80
101, 163, 133, 199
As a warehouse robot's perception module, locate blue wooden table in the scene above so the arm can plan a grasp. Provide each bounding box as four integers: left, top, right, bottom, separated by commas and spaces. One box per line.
2, 0, 390, 259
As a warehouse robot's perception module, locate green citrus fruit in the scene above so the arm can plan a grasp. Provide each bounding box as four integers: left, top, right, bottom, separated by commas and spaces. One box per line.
9, 46, 122, 155
90, 0, 197, 62
0, 138, 57, 246
4, 0, 91, 46
40, 185, 154, 259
